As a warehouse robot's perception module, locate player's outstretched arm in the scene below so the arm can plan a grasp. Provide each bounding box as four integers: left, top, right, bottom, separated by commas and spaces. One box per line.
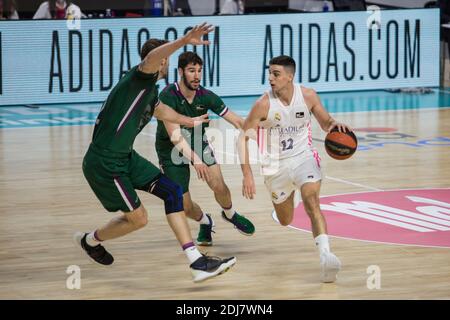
302, 87, 352, 133
139, 23, 215, 74
238, 95, 269, 200
154, 103, 209, 128
223, 110, 245, 129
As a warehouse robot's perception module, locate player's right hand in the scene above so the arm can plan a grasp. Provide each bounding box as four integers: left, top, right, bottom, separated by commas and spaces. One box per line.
242, 174, 256, 200
193, 162, 210, 182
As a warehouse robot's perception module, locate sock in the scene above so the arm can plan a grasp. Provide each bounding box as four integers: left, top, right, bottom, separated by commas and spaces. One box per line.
222, 204, 235, 219
315, 234, 330, 255
196, 213, 212, 225
183, 242, 202, 264
86, 230, 102, 247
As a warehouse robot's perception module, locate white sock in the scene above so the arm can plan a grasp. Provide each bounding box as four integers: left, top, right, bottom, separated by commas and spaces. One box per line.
86, 230, 101, 247
222, 205, 235, 219
183, 242, 202, 264
197, 213, 212, 225
315, 234, 330, 255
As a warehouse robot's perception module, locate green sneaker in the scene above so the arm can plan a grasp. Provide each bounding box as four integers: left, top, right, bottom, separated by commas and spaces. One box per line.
221, 211, 255, 236
196, 214, 215, 246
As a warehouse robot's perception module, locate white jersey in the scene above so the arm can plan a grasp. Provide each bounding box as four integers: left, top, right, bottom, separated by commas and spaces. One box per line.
258, 84, 319, 174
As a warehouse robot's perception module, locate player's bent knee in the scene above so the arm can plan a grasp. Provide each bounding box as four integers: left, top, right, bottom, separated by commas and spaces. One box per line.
147, 175, 184, 214
302, 189, 319, 204
275, 209, 293, 226
278, 216, 293, 226
126, 206, 148, 229
183, 201, 194, 218
211, 180, 227, 194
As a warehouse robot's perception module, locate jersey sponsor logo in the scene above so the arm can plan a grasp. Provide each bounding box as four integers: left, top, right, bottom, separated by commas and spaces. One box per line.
296, 112, 304, 118
289, 188, 450, 248
269, 125, 306, 136
196, 105, 206, 111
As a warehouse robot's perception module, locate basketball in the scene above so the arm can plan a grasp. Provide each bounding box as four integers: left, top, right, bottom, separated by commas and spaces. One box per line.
324, 128, 357, 160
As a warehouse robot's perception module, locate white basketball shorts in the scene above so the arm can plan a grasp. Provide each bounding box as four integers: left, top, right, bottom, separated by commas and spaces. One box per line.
263, 150, 322, 204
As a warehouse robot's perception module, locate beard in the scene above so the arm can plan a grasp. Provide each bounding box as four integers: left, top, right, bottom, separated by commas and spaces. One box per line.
182, 76, 200, 91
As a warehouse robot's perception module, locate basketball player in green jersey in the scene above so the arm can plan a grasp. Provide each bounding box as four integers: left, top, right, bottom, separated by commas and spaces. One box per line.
156, 51, 255, 246
74, 23, 236, 283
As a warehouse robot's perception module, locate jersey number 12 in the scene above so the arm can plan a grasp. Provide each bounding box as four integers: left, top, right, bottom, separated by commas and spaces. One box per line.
281, 138, 293, 151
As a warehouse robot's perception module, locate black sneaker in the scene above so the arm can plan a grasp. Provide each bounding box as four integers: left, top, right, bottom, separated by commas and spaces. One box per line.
190, 255, 236, 283
73, 232, 114, 266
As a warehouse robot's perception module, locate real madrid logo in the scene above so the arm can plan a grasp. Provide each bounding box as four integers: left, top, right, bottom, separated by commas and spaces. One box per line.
274, 113, 281, 121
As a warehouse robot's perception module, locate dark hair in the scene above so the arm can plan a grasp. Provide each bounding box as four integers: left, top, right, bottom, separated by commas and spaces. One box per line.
49, 0, 71, 19
1, 0, 17, 18
269, 55, 296, 73
140, 39, 169, 60
178, 51, 203, 69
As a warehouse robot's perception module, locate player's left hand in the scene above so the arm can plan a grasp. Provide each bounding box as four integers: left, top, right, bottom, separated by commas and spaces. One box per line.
183, 23, 215, 46
193, 162, 210, 182
242, 174, 256, 200
187, 114, 209, 127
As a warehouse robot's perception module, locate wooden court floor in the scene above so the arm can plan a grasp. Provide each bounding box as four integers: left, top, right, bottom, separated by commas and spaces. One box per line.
0, 107, 449, 299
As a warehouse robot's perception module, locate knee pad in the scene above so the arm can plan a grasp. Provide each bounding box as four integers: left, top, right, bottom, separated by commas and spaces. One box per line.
147, 175, 184, 214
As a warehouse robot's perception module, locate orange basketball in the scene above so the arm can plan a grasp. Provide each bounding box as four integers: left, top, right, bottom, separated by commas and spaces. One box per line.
324, 128, 357, 160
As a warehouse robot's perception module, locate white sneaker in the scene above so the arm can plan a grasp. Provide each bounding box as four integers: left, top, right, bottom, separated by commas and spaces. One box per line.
320, 252, 341, 283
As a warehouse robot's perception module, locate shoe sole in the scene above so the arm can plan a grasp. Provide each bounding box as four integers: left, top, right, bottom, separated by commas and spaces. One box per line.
321, 267, 340, 283
192, 257, 237, 283
321, 260, 341, 283
73, 232, 113, 267
196, 240, 213, 246
221, 216, 255, 236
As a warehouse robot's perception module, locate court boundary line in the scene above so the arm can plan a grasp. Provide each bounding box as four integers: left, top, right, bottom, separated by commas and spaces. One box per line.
324, 176, 383, 191
438, 89, 450, 95
2, 107, 450, 130
331, 106, 450, 116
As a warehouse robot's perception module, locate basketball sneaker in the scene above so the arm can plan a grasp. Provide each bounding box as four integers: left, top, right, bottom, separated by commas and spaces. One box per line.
196, 214, 215, 246
73, 232, 114, 266
221, 211, 255, 236
320, 251, 341, 283
190, 255, 236, 283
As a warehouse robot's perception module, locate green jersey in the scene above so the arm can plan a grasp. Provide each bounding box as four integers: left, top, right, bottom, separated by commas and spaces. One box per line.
155, 82, 228, 165
92, 66, 160, 154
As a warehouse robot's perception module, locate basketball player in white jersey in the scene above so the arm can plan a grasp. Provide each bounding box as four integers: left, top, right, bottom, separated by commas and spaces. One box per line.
238, 55, 352, 283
